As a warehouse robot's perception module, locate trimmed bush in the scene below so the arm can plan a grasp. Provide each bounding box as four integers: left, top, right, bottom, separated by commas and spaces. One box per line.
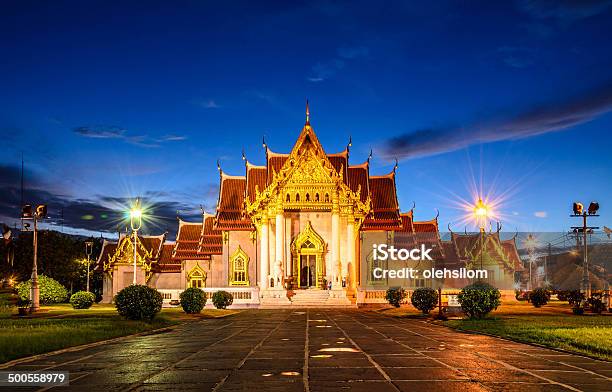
588, 294, 606, 314
385, 287, 407, 308
458, 282, 501, 319
566, 290, 585, 306
70, 291, 95, 309
16, 275, 68, 304
180, 287, 206, 314
529, 288, 550, 308
410, 288, 438, 314
114, 285, 162, 321
212, 290, 233, 309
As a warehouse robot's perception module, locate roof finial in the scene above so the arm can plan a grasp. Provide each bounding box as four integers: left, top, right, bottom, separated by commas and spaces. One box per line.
393, 158, 399, 173
367, 148, 373, 163
305, 99, 310, 125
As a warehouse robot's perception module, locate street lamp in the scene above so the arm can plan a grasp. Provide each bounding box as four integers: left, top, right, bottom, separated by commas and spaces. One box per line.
21, 203, 47, 311
473, 198, 489, 271
130, 199, 143, 285
85, 240, 93, 292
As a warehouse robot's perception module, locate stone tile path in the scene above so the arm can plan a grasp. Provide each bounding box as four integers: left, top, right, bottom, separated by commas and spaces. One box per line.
2, 310, 611, 391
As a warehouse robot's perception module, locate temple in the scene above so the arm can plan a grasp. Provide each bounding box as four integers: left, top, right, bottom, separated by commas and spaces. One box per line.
96, 104, 523, 306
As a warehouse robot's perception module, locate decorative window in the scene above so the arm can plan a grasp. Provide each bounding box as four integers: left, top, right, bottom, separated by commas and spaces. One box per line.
187, 263, 207, 288
315, 193, 320, 202
296, 193, 300, 202
325, 193, 330, 203
305, 193, 310, 201
229, 246, 250, 286
286, 193, 291, 202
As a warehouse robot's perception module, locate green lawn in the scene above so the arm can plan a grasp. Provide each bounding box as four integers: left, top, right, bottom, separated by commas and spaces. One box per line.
378, 300, 612, 361
442, 311, 612, 361
0, 304, 238, 364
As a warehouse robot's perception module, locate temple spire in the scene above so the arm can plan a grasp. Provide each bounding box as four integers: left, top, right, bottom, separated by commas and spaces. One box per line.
305, 99, 310, 125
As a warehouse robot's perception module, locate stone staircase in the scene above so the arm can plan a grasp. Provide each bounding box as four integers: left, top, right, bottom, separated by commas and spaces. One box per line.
290, 289, 330, 306
289, 289, 355, 308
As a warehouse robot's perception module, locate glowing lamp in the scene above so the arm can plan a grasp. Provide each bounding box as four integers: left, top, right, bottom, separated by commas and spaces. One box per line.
130, 199, 143, 231
474, 199, 488, 218
588, 202, 599, 215
572, 202, 583, 215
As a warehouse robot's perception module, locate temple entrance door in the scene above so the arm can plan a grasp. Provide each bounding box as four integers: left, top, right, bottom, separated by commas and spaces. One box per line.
299, 255, 317, 288
291, 221, 326, 289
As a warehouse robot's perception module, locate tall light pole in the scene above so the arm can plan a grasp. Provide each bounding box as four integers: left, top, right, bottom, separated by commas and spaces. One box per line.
130, 200, 143, 285
525, 234, 537, 290
473, 198, 489, 272
21, 204, 47, 312
571, 201, 599, 297
85, 241, 93, 292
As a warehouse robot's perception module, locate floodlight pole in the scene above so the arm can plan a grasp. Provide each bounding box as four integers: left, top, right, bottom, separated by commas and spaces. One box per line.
570, 211, 599, 298
85, 241, 93, 292
132, 229, 138, 285
30, 216, 40, 311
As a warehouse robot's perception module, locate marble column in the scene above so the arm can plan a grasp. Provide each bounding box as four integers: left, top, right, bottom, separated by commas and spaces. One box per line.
259, 216, 269, 289
346, 215, 355, 289
275, 211, 284, 286
331, 199, 341, 286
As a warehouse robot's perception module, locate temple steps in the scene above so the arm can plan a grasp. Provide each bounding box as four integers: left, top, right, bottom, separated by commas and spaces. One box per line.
289, 289, 355, 307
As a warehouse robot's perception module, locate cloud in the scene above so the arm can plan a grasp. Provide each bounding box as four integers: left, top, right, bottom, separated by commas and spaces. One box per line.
534, 211, 548, 218
382, 82, 612, 159
0, 165, 202, 237
73, 126, 186, 148
307, 45, 368, 82
193, 99, 220, 109
517, 0, 612, 24
157, 134, 187, 142
74, 126, 126, 139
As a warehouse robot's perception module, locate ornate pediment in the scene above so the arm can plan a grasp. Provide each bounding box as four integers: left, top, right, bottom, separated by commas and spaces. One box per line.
245, 124, 371, 224
285, 149, 336, 185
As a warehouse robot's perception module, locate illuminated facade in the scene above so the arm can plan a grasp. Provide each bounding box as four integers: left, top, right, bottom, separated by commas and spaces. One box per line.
96, 106, 523, 306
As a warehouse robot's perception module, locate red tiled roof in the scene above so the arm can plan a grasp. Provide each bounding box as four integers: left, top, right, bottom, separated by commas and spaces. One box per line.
198, 216, 223, 255
174, 221, 203, 259
501, 239, 524, 271
328, 151, 347, 180
347, 164, 369, 202
267, 152, 288, 184
217, 174, 252, 230
94, 240, 117, 271
246, 165, 266, 203
155, 244, 181, 272
362, 174, 401, 230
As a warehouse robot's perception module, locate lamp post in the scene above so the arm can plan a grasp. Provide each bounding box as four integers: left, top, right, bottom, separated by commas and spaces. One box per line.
570, 201, 599, 297
130, 200, 143, 285
21, 204, 47, 312
473, 198, 489, 272
85, 241, 93, 292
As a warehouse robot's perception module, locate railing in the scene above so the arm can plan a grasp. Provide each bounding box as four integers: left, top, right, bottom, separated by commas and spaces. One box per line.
157, 287, 260, 306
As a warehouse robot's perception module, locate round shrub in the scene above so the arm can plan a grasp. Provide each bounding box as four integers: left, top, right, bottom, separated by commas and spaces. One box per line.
458, 282, 501, 319
410, 288, 438, 314
529, 288, 550, 308
180, 287, 206, 314
212, 290, 233, 309
566, 290, 585, 306
16, 275, 68, 304
70, 291, 95, 309
114, 285, 162, 321
385, 287, 407, 308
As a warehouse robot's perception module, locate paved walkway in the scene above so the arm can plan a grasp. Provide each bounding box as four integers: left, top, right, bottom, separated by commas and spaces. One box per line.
3, 310, 611, 391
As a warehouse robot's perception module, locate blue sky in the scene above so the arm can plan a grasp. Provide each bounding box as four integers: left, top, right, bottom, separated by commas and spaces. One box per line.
1, 1, 611, 236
